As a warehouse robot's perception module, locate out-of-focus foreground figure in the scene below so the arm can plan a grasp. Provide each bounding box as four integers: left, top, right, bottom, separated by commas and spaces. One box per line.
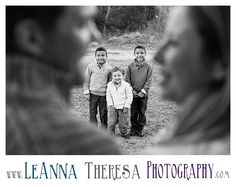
145, 6, 230, 154
6, 6, 121, 155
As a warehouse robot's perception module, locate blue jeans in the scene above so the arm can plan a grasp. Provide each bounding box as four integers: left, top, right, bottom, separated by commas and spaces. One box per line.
89, 93, 107, 128
108, 108, 129, 135
130, 97, 148, 133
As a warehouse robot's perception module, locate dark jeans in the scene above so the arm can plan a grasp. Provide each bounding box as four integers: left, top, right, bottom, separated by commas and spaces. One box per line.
89, 93, 108, 128
130, 97, 148, 133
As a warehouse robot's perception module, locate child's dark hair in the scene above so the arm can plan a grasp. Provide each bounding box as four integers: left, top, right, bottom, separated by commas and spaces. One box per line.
134, 45, 146, 54
111, 66, 125, 75
95, 47, 107, 56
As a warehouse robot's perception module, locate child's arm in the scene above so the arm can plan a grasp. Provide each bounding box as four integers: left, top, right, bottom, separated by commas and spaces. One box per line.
83, 65, 91, 95
125, 65, 131, 84
141, 64, 153, 95
106, 83, 114, 108
124, 83, 133, 109
107, 71, 112, 83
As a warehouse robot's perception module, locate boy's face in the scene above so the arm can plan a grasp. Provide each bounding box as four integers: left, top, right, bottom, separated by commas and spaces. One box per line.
95, 50, 107, 64
112, 71, 124, 84
134, 48, 146, 63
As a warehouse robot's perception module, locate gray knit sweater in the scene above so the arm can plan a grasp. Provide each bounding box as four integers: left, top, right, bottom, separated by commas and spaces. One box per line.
83, 61, 112, 96
125, 60, 153, 97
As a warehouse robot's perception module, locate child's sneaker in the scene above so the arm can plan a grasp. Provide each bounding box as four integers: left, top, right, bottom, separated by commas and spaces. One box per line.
130, 130, 136, 136
137, 131, 144, 137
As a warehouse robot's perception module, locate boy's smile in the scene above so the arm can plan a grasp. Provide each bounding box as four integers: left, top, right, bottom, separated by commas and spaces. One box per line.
112, 71, 123, 84
134, 48, 146, 63
96, 51, 107, 65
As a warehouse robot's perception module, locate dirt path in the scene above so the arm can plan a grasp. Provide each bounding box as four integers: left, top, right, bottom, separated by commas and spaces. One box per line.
71, 47, 177, 154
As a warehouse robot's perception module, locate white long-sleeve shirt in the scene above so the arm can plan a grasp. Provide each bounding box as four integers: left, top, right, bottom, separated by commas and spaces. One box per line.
106, 80, 133, 109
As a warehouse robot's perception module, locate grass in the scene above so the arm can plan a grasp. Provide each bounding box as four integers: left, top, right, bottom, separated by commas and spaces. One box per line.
70, 47, 177, 154
99, 31, 161, 50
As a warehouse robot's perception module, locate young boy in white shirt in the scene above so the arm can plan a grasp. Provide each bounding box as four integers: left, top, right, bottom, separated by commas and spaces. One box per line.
106, 66, 133, 138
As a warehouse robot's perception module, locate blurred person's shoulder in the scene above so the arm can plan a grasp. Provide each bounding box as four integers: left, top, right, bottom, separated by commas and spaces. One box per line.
53, 110, 122, 155
142, 136, 230, 155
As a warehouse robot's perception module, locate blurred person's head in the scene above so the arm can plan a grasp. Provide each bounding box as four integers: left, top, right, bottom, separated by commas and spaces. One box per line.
154, 6, 230, 145
6, 6, 100, 85
95, 47, 107, 65
154, 6, 229, 103
134, 45, 146, 63
111, 66, 125, 84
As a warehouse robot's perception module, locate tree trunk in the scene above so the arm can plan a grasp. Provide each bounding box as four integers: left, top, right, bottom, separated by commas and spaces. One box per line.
103, 6, 111, 34
144, 6, 149, 21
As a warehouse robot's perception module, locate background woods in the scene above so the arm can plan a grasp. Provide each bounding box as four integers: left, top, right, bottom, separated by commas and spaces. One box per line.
94, 6, 171, 48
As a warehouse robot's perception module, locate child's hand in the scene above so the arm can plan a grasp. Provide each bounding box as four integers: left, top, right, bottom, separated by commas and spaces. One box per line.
138, 91, 145, 98
84, 93, 90, 100
123, 107, 129, 114
132, 90, 138, 96
108, 106, 116, 113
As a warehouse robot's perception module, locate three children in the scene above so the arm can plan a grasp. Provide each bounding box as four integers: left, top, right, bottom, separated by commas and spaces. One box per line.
84, 45, 153, 138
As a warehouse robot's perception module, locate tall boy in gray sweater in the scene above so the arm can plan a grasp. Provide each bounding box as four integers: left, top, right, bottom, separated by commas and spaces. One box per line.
125, 45, 153, 137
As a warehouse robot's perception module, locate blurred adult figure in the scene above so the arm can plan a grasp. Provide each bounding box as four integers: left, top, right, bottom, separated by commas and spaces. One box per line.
144, 6, 230, 154
6, 6, 121, 154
